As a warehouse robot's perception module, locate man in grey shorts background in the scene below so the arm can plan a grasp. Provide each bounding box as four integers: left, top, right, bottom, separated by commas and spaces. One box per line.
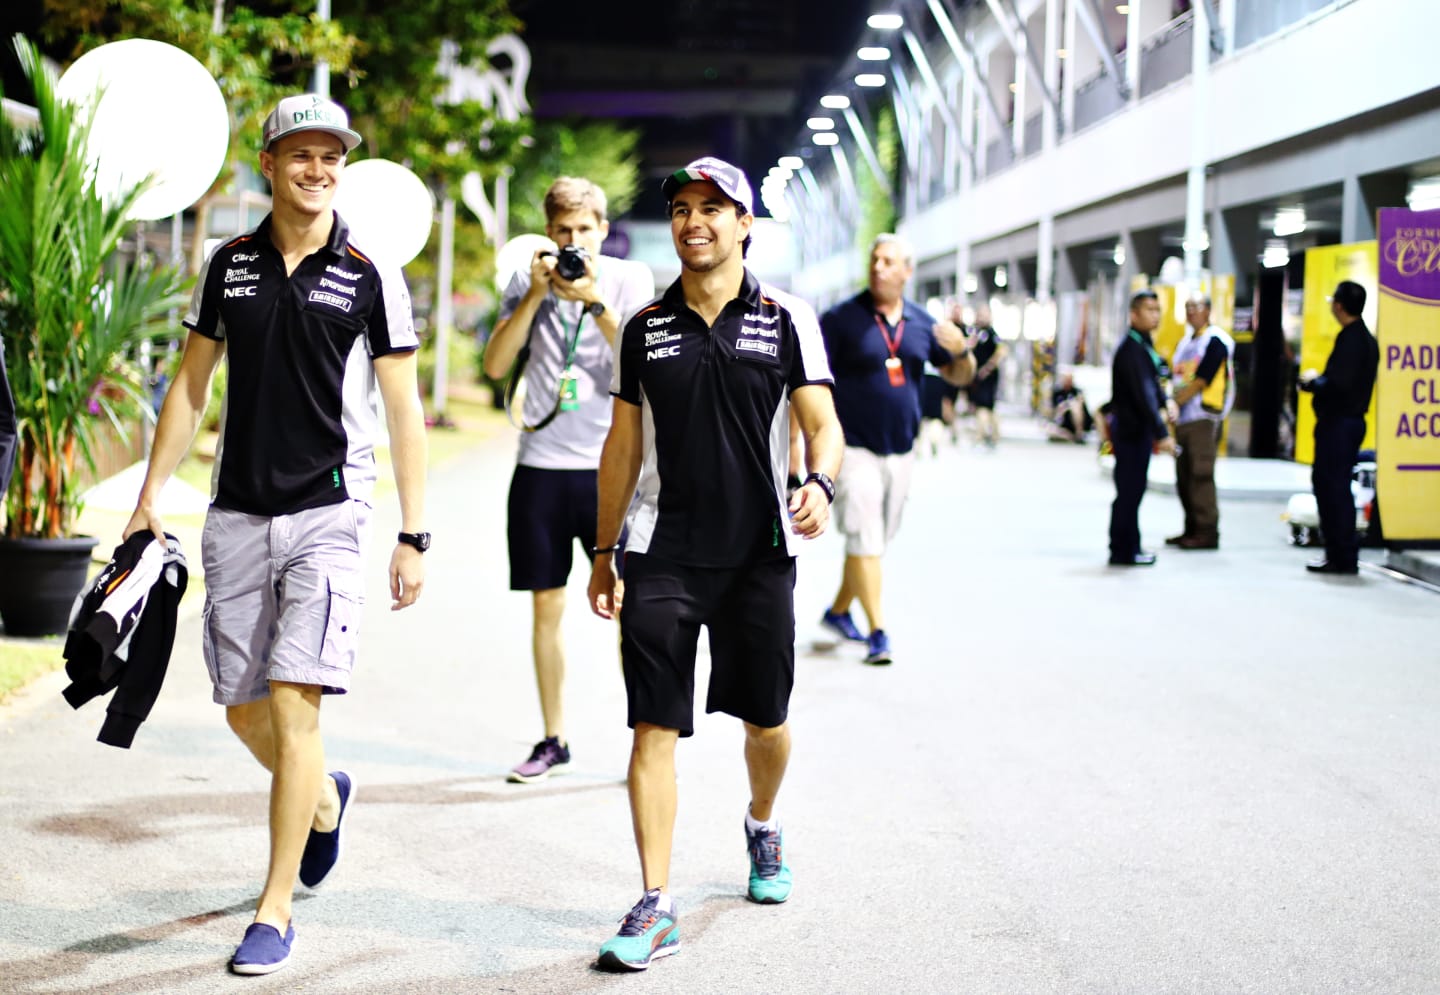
124, 93, 428, 976
818, 234, 973, 665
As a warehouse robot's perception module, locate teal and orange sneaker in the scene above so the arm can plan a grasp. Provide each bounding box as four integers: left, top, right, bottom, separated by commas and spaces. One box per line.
745, 820, 793, 904
597, 889, 679, 971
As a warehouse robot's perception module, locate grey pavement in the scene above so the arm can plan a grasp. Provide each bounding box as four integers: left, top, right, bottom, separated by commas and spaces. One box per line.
3, 417, 1439, 994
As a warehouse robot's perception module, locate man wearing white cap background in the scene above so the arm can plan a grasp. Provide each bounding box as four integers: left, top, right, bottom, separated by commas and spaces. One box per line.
587, 157, 843, 971
124, 93, 428, 975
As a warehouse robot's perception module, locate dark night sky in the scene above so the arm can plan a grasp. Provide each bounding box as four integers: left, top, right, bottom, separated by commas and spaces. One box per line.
2, 0, 883, 218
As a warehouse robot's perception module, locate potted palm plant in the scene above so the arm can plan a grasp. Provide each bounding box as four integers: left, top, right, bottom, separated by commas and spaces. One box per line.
0, 35, 183, 636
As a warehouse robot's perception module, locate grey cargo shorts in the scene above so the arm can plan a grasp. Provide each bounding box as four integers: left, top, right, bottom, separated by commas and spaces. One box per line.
200, 500, 370, 705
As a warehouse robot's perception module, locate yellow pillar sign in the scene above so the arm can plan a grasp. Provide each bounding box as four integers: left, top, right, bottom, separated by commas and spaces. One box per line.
1296, 242, 1378, 464
1376, 208, 1440, 542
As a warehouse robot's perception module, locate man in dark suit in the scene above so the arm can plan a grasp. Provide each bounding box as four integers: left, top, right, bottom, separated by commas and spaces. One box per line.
1298, 280, 1379, 575
1108, 289, 1175, 566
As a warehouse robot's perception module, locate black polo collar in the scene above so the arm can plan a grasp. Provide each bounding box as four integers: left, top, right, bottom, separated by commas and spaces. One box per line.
661, 268, 764, 314
253, 211, 351, 260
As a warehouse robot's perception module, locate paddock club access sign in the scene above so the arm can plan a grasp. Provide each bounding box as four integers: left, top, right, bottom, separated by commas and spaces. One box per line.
1377, 207, 1440, 542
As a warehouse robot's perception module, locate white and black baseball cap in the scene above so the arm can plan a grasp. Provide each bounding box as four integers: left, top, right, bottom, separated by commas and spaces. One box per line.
661, 156, 753, 215
262, 94, 363, 152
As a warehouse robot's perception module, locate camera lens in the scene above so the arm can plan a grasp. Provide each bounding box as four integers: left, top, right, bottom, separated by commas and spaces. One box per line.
556, 245, 589, 281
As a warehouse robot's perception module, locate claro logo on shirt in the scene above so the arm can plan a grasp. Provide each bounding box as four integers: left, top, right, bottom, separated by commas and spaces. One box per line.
308, 290, 353, 313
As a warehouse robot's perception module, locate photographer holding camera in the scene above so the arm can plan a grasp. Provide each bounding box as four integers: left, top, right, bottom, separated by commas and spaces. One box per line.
481, 176, 655, 783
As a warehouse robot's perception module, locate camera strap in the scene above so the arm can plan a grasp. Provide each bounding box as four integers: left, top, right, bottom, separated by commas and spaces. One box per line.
503, 305, 586, 434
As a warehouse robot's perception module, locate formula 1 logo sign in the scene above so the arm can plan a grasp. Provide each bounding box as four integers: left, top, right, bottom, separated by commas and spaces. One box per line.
1376, 207, 1440, 541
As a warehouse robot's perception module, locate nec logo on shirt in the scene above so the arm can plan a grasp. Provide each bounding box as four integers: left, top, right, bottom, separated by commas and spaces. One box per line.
308, 290, 353, 313
647, 345, 681, 360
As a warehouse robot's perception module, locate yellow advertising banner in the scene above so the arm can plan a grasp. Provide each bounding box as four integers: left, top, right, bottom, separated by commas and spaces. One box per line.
1296, 242, 1378, 464
1376, 208, 1440, 542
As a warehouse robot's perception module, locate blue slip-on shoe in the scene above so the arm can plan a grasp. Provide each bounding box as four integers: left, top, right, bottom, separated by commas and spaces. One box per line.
863, 629, 893, 666
597, 889, 680, 971
229, 921, 295, 975
299, 770, 353, 890
820, 609, 866, 643
746, 820, 793, 904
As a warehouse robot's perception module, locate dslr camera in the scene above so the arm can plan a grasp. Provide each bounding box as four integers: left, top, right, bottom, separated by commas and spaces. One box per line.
542, 244, 590, 282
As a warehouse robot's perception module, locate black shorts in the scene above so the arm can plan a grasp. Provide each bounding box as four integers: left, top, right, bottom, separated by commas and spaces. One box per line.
968, 375, 998, 410
507, 465, 598, 590
619, 554, 796, 737
922, 374, 960, 419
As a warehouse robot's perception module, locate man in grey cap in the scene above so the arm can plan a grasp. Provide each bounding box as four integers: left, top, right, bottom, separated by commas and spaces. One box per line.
587, 156, 843, 971
124, 93, 427, 975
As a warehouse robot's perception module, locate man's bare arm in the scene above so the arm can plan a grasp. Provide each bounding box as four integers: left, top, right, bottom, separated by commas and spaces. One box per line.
123, 331, 225, 542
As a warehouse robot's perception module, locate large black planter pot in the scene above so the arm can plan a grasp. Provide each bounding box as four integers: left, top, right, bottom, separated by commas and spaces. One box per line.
0, 535, 99, 637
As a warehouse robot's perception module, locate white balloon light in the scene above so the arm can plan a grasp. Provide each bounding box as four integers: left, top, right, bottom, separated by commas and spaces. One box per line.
493, 233, 557, 291
57, 39, 228, 222
331, 159, 436, 269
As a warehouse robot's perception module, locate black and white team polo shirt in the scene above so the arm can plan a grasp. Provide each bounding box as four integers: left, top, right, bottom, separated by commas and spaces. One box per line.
184, 213, 418, 516
613, 270, 833, 568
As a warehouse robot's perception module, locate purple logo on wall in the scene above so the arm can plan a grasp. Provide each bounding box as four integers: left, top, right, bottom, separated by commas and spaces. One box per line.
602, 227, 631, 259
1380, 207, 1440, 304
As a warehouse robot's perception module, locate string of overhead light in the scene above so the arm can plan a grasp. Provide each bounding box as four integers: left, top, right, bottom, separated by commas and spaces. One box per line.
760, 11, 904, 225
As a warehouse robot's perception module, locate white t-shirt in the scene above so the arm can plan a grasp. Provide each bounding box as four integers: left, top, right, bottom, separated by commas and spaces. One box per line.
499, 255, 656, 469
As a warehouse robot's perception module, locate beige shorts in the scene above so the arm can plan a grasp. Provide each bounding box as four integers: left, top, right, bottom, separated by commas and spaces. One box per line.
833, 446, 915, 557
200, 500, 370, 706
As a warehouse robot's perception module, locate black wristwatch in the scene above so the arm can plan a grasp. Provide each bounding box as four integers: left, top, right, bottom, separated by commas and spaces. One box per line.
585, 300, 606, 318
397, 531, 432, 553
803, 472, 836, 504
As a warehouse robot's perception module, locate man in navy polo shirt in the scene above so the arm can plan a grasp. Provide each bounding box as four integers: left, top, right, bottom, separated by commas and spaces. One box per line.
819, 234, 974, 665
124, 94, 428, 975
586, 156, 843, 971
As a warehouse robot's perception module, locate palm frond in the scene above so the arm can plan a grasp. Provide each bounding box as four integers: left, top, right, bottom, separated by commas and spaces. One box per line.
0, 33, 186, 539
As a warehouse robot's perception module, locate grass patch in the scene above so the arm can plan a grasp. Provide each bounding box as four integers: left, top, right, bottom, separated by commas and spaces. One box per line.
0, 638, 64, 702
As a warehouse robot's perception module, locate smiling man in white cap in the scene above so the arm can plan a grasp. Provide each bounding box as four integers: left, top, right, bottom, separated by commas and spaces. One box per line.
124, 93, 428, 976
586, 157, 843, 971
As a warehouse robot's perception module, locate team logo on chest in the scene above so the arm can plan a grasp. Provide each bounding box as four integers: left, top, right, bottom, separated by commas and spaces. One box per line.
223, 263, 261, 299
308, 289, 354, 313
309, 264, 361, 313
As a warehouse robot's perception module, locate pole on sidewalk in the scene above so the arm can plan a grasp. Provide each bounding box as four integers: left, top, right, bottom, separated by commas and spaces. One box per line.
432, 195, 456, 427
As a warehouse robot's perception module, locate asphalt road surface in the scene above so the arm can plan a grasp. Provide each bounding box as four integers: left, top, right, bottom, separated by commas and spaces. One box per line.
3, 423, 1437, 994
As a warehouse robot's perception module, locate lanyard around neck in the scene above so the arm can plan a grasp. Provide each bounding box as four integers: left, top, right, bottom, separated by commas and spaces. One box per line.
874, 313, 904, 358
562, 305, 585, 369
1128, 328, 1161, 372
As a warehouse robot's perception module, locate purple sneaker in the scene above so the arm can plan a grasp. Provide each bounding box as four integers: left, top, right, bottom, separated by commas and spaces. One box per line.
820, 609, 866, 643
229, 921, 295, 975
507, 736, 571, 783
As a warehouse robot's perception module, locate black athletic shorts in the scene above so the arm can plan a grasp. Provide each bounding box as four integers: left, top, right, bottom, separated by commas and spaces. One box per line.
922, 374, 959, 419
619, 553, 796, 737
968, 374, 999, 410
507, 465, 598, 590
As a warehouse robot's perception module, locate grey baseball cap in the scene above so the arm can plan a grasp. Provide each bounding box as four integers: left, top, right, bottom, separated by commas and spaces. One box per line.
661, 156, 753, 215
262, 94, 362, 152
